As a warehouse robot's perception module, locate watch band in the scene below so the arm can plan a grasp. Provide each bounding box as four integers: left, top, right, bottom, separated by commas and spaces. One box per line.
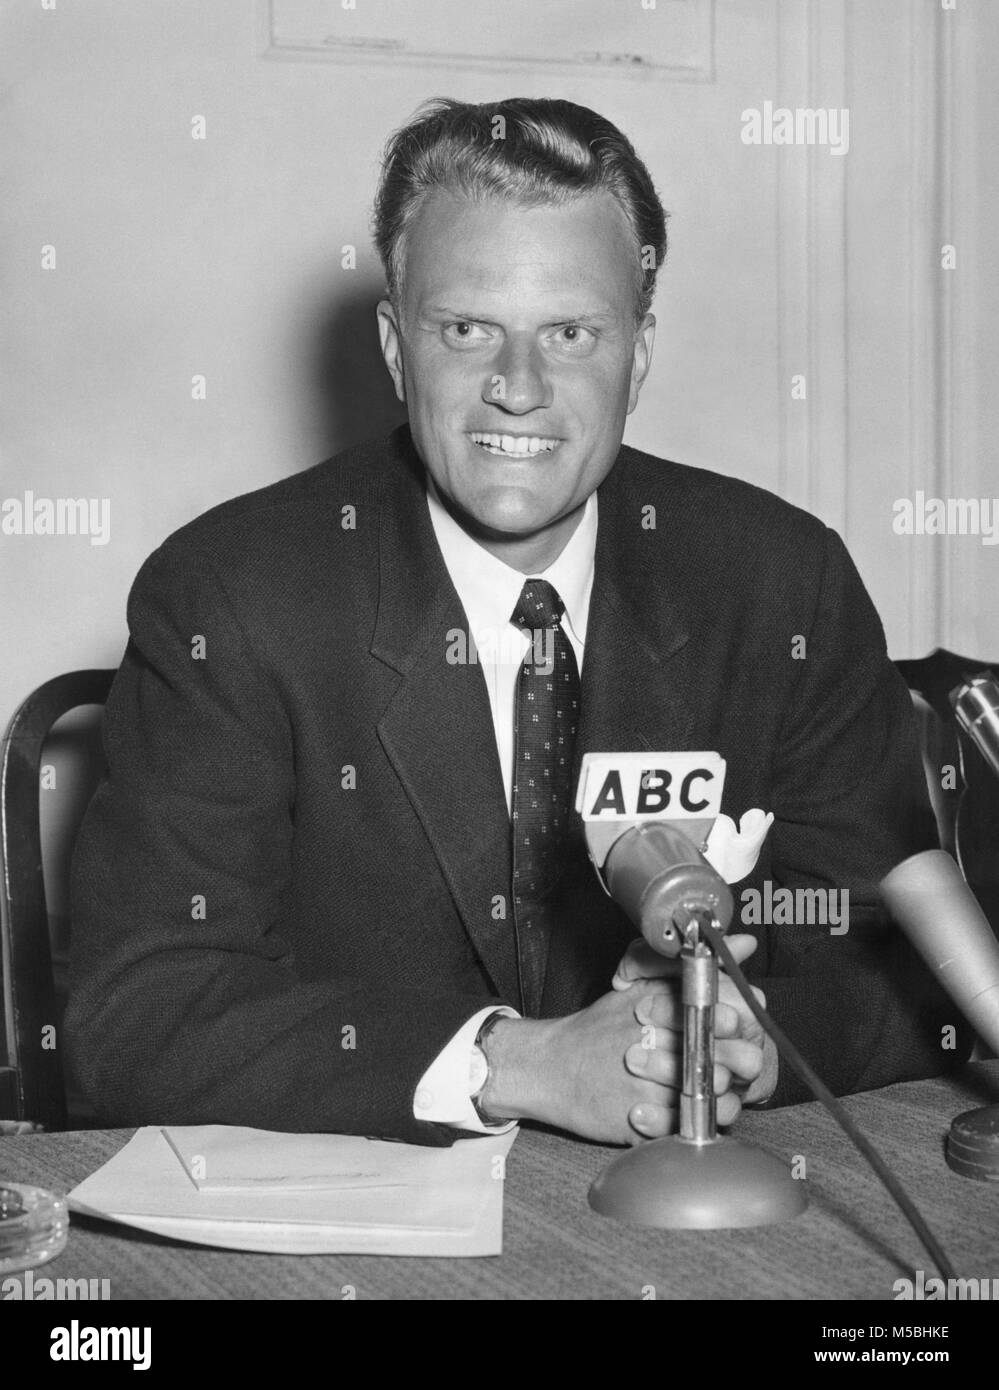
470, 1010, 507, 1125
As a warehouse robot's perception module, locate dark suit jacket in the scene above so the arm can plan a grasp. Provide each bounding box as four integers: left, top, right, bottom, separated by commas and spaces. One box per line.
66, 426, 968, 1144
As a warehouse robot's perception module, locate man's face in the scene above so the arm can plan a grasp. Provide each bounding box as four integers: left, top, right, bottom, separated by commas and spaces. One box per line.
377, 188, 656, 569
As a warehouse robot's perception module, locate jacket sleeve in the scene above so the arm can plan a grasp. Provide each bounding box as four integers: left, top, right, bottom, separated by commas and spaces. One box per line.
756, 526, 973, 1107
66, 540, 498, 1144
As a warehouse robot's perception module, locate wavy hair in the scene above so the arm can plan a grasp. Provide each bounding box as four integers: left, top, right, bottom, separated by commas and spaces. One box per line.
373, 97, 668, 319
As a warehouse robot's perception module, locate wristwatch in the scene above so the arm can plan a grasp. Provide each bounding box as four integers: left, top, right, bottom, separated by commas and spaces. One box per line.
470, 1010, 507, 1126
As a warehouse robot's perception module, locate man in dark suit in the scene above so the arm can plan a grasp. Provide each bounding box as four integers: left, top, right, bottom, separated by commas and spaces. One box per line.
67, 98, 965, 1146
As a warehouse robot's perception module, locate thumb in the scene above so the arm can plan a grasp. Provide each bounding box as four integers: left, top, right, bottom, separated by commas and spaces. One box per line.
612, 938, 681, 990
720, 933, 758, 969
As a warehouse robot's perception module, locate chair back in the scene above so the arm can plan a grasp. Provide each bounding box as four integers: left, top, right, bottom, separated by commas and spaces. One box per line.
0, 670, 115, 1128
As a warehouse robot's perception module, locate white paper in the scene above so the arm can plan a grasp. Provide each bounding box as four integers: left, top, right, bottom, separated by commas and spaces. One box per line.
162, 1126, 424, 1191
67, 1125, 516, 1256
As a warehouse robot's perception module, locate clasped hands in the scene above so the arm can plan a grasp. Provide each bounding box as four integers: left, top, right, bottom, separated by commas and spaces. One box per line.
479, 934, 778, 1145
609, 933, 779, 1144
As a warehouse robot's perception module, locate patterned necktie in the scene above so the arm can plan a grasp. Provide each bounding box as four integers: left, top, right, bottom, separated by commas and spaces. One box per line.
510, 579, 581, 1016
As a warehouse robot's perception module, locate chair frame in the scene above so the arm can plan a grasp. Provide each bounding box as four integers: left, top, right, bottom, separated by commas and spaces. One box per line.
0, 669, 114, 1128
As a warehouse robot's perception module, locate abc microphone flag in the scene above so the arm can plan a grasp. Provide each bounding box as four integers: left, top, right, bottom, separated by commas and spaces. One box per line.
575, 752, 731, 952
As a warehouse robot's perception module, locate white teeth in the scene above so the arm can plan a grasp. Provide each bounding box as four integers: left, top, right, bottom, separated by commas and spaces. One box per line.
470, 431, 559, 455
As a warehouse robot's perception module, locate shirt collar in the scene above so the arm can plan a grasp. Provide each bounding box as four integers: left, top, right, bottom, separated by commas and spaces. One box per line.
425, 475, 597, 647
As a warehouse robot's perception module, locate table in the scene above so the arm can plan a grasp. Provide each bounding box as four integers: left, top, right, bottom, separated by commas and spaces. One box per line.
2, 1063, 998, 1300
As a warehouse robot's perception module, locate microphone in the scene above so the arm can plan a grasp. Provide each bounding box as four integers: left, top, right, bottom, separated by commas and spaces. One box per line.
951, 671, 999, 781
575, 750, 731, 936
879, 848, 999, 1058
577, 752, 806, 1228
575, 751, 734, 951
879, 848, 999, 1180
602, 821, 734, 956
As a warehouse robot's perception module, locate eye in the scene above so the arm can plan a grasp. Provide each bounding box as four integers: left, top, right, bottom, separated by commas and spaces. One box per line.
550, 324, 598, 354
442, 320, 491, 347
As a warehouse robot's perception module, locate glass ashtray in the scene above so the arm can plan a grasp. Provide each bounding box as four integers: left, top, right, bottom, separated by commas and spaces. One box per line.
0, 1183, 69, 1273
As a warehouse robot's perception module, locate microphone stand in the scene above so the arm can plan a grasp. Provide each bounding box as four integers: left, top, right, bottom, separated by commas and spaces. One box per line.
675, 911, 720, 1146
590, 897, 807, 1228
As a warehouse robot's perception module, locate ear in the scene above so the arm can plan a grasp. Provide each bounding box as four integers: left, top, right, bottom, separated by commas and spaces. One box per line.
376, 299, 407, 404
626, 313, 657, 415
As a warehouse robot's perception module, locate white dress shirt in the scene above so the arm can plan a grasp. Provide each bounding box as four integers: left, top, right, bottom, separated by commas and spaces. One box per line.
410, 479, 598, 1131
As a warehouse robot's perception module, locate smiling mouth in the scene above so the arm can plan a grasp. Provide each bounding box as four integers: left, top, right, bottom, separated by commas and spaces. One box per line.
469, 431, 561, 458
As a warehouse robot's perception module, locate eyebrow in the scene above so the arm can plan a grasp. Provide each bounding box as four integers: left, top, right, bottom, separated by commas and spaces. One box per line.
422, 306, 618, 325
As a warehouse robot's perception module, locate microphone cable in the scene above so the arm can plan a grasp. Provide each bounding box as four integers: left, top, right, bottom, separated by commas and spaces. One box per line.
699, 916, 957, 1283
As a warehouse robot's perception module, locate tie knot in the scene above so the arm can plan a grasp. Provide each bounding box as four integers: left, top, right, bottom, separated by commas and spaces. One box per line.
511, 579, 565, 631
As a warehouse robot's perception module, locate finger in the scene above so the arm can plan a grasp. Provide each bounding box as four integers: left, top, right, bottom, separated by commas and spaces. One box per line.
713, 1061, 733, 1095
631, 1025, 680, 1056
713, 1000, 742, 1037
716, 1037, 764, 1084
626, 1042, 732, 1097
613, 939, 682, 990
628, 1100, 675, 1142
617, 934, 758, 991
720, 933, 759, 968
718, 974, 766, 1006
716, 980, 766, 1039
625, 1041, 681, 1087
633, 990, 682, 1031
716, 1090, 743, 1127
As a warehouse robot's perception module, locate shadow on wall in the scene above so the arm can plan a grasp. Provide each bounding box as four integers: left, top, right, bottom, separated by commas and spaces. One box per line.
309, 280, 408, 459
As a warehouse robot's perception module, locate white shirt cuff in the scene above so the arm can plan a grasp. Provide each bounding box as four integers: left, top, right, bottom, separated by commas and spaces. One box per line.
412, 1006, 520, 1133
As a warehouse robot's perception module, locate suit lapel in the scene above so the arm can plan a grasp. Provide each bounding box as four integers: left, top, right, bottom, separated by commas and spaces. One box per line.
371, 431, 520, 1002
575, 451, 699, 774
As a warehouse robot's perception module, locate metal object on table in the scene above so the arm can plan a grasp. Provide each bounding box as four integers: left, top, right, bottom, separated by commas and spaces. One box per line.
590, 905, 806, 1227
0, 1181, 68, 1274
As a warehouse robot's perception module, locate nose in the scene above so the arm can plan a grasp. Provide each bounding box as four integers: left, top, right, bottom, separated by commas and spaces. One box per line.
481, 335, 553, 414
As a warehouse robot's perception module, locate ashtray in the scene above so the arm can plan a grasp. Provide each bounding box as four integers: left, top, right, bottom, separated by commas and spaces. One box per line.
0, 1183, 69, 1274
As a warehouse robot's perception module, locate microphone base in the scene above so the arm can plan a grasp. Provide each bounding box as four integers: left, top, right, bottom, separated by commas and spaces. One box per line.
946, 1104, 999, 1181
589, 1133, 807, 1229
